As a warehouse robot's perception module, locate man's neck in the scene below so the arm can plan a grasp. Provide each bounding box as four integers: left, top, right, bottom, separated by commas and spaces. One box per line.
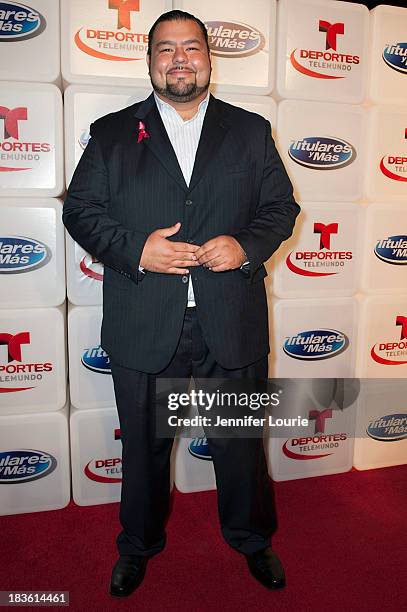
155, 90, 209, 121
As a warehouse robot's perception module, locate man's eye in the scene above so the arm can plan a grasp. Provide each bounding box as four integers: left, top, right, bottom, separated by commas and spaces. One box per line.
160, 48, 173, 53
187, 47, 199, 51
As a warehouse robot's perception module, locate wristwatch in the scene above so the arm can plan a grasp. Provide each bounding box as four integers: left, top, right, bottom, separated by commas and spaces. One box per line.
240, 260, 250, 277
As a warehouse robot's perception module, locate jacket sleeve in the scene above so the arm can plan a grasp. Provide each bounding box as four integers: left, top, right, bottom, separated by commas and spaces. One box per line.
233, 119, 300, 280
62, 122, 149, 283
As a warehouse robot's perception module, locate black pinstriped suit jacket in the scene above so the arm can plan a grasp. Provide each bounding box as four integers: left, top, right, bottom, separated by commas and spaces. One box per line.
63, 93, 300, 373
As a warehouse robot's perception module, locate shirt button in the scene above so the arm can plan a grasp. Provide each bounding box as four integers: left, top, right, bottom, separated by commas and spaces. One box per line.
182, 275, 189, 283
185, 199, 193, 206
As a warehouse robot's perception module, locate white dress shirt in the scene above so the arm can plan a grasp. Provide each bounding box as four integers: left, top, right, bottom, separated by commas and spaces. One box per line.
140, 91, 209, 307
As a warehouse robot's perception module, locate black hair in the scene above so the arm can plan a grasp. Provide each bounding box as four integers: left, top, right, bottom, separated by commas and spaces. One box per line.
147, 9, 209, 55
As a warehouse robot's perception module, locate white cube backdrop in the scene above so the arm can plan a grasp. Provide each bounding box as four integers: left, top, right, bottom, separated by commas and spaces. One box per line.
0, 0, 406, 514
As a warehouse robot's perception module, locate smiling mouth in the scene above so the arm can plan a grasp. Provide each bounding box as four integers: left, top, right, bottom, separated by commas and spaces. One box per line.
167, 68, 194, 75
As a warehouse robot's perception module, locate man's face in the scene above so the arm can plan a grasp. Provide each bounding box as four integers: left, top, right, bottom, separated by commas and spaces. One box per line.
147, 19, 211, 103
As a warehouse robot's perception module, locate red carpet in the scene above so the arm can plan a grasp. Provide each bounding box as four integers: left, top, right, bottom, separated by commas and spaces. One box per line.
1, 465, 406, 611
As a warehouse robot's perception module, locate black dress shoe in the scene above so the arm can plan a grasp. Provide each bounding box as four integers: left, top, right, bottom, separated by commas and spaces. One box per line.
109, 555, 149, 597
245, 547, 286, 590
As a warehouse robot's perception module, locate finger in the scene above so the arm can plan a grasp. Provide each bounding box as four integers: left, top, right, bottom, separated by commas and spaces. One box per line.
199, 238, 218, 249
198, 250, 220, 265
195, 243, 216, 258
171, 250, 198, 261
159, 222, 181, 238
204, 257, 224, 268
178, 252, 199, 262
172, 259, 200, 267
167, 267, 190, 275
210, 263, 229, 272
173, 243, 200, 252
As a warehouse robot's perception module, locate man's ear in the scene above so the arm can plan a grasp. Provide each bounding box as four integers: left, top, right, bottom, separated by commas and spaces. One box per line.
146, 53, 150, 75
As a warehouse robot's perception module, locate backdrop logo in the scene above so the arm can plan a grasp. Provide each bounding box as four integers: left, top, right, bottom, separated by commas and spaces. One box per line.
290, 19, 360, 80
283, 408, 347, 459
205, 20, 265, 57
0, 331, 29, 361
379, 128, 407, 182
288, 136, 356, 169
81, 346, 111, 374
0, 236, 51, 273
0, 330, 53, 393
79, 253, 104, 281
0, 450, 56, 483
371, 315, 407, 366
284, 329, 348, 360
84, 458, 122, 483
374, 235, 407, 265
0, 2, 46, 41
0, 106, 26, 138
84, 428, 122, 483
367, 414, 407, 441
74, 0, 147, 62
286, 222, 353, 277
188, 437, 212, 460
78, 129, 90, 150
382, 42, 407, 75
110, 0, 138, 29
0, 105, 52, 172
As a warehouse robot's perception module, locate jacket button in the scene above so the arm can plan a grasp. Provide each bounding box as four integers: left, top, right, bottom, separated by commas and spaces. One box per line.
185, 199, 193, 206
182, 275, 189, 283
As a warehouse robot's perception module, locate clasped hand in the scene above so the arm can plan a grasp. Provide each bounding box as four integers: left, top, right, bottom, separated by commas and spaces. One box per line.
140, 222, 246, 274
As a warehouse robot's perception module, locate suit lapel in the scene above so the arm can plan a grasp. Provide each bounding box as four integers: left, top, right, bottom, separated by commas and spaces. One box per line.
133, 94, 188, 192
188, 94, 230, 192
132, 93, 229, 193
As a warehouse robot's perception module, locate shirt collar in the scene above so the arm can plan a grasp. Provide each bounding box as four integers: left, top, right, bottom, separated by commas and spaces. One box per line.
154, 90, 210, 120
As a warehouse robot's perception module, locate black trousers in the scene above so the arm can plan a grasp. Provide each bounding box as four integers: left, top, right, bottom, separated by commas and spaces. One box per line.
109, 308, 276, 557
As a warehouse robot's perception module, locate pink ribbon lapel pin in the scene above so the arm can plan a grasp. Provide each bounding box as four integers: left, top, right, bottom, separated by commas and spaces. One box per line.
137, 121, 149, 143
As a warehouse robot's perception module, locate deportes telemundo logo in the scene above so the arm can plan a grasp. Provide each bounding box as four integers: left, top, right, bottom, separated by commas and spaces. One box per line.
84, 429, 122, 483
0, 2, 46, 41
74, 0, 147, 62
79, 252, 104, 281
286, 221, 353, 277
371, 315, 407, 366
0, 450, 56, 483
282, 408, 348, 460
0, 105, 52, 172
0, 236, 51, 273
0, 331, 53, 393
290, 19, 360, 80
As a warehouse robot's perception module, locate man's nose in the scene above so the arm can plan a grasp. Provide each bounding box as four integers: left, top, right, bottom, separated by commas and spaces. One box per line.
173, 46, 188, 63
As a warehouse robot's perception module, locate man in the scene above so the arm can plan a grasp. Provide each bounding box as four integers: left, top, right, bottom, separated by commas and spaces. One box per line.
63, 9, 300, 597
